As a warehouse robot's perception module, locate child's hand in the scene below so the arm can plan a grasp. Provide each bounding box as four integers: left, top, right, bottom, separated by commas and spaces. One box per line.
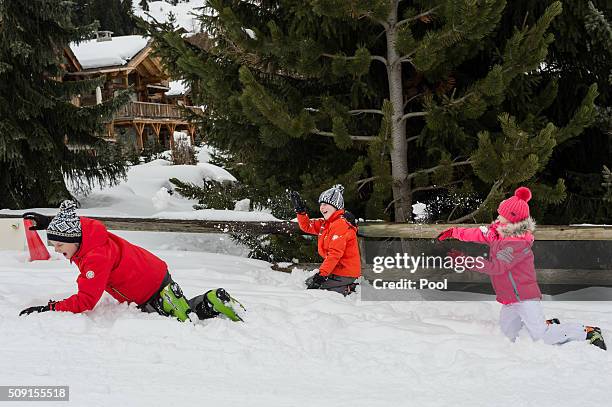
19, 300, 56, 316
288, 191, 307, 214
436, 228, 454, 241
22, 212, 53, 230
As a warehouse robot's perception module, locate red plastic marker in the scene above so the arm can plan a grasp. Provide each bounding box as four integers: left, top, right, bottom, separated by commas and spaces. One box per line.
23, 219, 50, 261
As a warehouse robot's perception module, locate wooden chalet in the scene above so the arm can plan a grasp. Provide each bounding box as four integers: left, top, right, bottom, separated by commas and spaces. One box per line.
63, 31, 200, 150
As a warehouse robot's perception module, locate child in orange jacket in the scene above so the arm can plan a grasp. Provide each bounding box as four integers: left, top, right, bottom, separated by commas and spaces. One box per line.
289, 184, 361, 296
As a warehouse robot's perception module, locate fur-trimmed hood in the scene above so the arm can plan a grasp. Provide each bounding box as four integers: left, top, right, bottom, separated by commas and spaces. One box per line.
497, 217, 536, 238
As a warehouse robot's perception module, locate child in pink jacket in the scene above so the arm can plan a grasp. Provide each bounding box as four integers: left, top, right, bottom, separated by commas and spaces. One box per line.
438, 187, 606, 350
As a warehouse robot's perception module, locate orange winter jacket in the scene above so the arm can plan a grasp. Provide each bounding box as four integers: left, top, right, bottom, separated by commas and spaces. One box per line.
297, 209, 361, 278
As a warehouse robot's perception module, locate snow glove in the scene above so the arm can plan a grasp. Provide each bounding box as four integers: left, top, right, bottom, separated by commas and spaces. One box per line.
22, 212, 53, 231
437, 228, 454, 241
19, 300, 56, 316
288, 191, 307, 214
305, 273, 327, 289
342, 210, 358, 227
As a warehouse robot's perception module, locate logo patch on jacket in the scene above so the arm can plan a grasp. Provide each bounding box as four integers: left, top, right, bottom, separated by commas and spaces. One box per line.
86, 270, 95, 279
496, 247, 514, 263
332, 234, 341, 241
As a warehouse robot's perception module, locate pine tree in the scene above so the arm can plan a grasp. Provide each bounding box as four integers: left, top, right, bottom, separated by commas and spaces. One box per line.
0, 0, 130, 208
139, 0, 149, 12
143, 0, 598, 223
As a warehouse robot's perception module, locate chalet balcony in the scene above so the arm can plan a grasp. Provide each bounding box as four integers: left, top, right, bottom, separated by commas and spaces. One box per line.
106, 101, 201, 149
112, 101, 201, 123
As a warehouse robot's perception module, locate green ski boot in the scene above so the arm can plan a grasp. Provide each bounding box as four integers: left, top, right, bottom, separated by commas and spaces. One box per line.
194, 288, 245, 322
585, 326, 607, 351
159, 282, 194, 322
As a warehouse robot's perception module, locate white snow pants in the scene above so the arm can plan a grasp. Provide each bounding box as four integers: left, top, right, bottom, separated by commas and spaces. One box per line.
499, 300, 586, 345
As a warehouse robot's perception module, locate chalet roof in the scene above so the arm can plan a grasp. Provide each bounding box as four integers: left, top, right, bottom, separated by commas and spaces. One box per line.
70, 35, 149, 70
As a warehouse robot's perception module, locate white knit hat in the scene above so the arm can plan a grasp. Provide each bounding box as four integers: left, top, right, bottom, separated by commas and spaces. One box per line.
318, 184, 345, 210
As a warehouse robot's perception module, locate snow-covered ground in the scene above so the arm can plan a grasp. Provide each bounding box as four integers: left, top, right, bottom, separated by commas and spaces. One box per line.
2, 144, 611, 406
1, 235, 611, 407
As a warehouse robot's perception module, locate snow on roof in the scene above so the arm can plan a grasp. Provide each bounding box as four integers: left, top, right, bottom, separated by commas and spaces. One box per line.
70, 35, 149, 69
166, 80, 190, 96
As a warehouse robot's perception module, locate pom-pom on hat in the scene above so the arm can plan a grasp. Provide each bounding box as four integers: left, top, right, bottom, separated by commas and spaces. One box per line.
46, 200, 82, 243
318, 184, 345, 210
497, 186, 532, 223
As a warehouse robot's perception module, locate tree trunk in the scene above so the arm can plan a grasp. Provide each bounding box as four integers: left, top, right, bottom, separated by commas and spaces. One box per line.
385, 1, 411, 222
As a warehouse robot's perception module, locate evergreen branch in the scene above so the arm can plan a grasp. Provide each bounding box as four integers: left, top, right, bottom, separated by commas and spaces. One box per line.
448, 180, 504, 223
406, 160, 473, 180
348, 109, 384, 116
399, 111, 428, 123
311, 129, 376, 142
321, 53, 387, 65
395, 6, 441, 29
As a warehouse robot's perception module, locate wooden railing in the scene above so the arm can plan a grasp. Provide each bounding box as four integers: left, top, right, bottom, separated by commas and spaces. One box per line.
113, 101, 201, 120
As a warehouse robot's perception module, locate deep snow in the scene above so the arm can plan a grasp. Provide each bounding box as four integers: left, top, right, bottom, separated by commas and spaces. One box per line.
2, 235, 612, 407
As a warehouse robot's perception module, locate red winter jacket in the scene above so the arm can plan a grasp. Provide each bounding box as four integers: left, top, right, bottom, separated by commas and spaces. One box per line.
53, 217, 167, 313
297, 209, 361, 278
451, 219, 541, 305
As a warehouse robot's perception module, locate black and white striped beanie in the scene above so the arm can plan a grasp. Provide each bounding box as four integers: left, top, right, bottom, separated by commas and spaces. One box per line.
46, 200, 82, 243
318, 184, 345, 210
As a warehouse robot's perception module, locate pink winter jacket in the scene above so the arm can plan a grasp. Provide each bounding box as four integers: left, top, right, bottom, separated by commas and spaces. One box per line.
451, 218, 541, 304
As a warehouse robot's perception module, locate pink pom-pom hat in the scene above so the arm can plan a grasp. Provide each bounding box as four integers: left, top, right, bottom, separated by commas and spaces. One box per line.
497, 186, 532, 223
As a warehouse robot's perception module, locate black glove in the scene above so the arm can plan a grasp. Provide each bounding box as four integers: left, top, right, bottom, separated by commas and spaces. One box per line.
342, 210, 358, 227
306, 273, 327, 289
22, 212, 53, 230
19, 301, 56, 316
288, 191, 307, 214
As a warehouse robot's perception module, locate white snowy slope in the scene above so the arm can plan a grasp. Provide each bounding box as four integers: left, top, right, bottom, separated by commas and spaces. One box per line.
134, 0, 206, 34
1, 241, 612, 407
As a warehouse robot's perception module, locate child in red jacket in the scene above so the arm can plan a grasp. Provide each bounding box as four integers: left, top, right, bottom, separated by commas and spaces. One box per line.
19, 200, 243, 322
438, 187, 606, 350
289, 184, 361, 296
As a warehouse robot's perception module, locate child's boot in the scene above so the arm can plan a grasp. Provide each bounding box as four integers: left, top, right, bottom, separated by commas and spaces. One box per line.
585, 326, 607, 350
192, 288, 245, 322
159, 282, 194, 322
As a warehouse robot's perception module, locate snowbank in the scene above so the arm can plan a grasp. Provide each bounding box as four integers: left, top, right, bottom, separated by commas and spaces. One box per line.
0, 152, 277, 222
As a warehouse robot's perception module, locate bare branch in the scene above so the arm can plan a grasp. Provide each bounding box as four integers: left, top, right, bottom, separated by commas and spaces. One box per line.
406, 160, 473, 180
395, 6, 441, 29
348, 109, 384, 116
311, 129, 376, 142
412, 180, 462, 193
321, 53, 387, 65
384, 198, 399, 214
356, 176, 378, 192
400, 110, 428, 123
403, 92, 424, 109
